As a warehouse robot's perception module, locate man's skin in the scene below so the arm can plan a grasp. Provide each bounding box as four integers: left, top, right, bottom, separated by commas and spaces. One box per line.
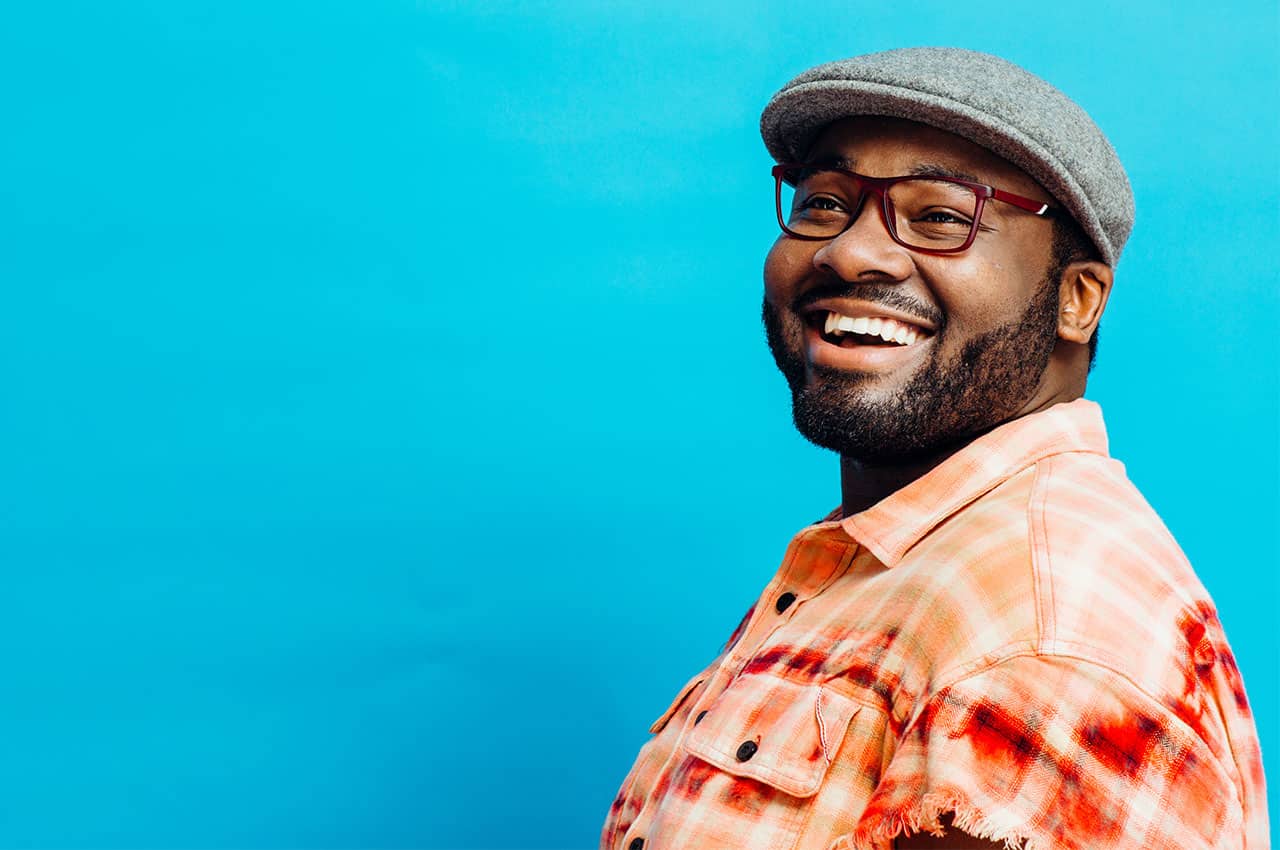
762, 116, 1113, 848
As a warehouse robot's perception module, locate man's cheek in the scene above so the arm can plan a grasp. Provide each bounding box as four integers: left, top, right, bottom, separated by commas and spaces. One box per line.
763, 242, 809, 300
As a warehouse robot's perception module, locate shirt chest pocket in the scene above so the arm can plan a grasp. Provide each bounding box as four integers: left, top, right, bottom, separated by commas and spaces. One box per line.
681, 672, 862, 798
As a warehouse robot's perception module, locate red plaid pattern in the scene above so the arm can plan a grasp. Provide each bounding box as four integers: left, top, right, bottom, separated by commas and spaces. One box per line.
601, 399, 1268, 850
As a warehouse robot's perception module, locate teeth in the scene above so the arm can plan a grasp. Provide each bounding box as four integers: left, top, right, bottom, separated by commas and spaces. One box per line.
822, 311, 927, 345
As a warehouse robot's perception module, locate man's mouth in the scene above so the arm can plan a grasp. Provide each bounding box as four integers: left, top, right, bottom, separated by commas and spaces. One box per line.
800, 306, 937, 372
811, 312, 929, 348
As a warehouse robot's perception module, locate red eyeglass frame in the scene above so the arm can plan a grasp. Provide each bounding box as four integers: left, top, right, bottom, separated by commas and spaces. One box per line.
771, 163, 1057, 255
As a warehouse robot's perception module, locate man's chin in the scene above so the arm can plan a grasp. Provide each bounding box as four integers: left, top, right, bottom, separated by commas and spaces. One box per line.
790, 382, 930, 462
804, 361, 897, 391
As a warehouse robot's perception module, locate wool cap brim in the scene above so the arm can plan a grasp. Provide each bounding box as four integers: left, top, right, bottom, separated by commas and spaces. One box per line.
760, 48, 1133, 267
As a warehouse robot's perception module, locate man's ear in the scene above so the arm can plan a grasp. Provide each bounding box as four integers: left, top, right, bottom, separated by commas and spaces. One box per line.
1057, 260, 1112, 344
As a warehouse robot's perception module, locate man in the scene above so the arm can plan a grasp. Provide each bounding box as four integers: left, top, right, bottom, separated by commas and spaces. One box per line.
600, 48, 1268, 850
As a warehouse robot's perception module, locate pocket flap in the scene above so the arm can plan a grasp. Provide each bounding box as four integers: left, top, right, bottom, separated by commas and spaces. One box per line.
682, 674, 861, 798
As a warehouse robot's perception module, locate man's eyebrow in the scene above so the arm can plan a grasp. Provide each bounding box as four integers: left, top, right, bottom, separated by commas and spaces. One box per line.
805, 155, 856, 170
802, 156, 983, 184
907, 162, 982, 182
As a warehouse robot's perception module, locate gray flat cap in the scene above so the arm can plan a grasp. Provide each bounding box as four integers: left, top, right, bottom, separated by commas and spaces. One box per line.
760, 47, 1133, 266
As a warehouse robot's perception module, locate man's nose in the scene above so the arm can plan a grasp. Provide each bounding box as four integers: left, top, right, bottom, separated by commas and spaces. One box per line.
811, 194, 914, 282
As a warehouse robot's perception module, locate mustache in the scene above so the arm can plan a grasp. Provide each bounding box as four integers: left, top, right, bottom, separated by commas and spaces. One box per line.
791, 281, 943, 329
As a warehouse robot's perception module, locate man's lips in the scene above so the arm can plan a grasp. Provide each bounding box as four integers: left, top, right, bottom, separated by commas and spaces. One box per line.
797, 300, 938, 373
798, 298, 939, 336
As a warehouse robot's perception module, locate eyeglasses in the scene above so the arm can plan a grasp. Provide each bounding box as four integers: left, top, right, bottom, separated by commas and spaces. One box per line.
772, 163, 1055, 254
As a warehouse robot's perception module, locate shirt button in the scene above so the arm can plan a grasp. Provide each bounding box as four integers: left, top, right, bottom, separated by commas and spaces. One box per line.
775, 592, 797, 613
694, 710, 708, 725
735, 740, 758, 761
629, 839, 644, 850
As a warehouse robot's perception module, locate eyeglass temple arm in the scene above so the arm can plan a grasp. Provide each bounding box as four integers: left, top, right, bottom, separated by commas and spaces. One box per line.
991, 188, 1054, 216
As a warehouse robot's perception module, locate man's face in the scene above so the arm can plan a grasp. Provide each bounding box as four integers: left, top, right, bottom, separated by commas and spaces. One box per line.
763, 116, 1062, 463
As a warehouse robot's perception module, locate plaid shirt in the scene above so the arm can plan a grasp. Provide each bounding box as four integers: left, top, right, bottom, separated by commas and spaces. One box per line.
601, 399, 1268, 850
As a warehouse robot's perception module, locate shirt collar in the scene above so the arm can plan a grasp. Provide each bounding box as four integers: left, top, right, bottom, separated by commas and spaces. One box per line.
832, 398, 1110, 568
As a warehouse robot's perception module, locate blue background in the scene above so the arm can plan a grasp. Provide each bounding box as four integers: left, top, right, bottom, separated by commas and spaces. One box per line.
1, 1, 1275, 847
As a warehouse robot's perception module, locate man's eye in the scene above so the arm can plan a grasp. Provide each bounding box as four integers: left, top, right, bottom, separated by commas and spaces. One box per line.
917, 209, 970, 225
799, 195, 845, 212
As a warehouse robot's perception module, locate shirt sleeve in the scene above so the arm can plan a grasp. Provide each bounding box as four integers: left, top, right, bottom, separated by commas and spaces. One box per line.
840, 653, 1251, 850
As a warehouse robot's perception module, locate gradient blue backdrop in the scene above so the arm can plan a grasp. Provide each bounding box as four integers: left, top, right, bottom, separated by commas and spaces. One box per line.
1, 2, 1275, 847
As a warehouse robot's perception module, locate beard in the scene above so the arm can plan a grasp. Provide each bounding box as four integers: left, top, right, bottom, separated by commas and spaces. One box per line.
762, 278, 1060, 463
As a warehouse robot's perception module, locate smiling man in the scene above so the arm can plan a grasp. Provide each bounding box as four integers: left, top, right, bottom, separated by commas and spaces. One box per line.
601, 49, 1268, 850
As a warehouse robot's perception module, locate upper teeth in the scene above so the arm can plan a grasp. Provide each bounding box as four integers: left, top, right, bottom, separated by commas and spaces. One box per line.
823, 312, 925, 345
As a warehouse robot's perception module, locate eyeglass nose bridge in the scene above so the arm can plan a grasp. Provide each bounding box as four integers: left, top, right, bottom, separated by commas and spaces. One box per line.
834, 174, 900, 244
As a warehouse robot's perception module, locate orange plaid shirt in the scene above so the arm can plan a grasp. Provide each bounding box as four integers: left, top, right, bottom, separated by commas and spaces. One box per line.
601, 399, 1268, 850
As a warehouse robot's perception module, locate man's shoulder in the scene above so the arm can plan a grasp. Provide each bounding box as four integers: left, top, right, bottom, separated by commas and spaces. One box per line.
1028, 449, 1216, 683
1030, 447, 1203, 606
904, 447, 1212, 678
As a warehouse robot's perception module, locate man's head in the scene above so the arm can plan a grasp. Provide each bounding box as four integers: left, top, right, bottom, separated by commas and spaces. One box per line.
759, 49, 1130, 463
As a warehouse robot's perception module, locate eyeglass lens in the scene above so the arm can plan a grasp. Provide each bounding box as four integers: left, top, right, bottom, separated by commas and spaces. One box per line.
777, 167, 980, 250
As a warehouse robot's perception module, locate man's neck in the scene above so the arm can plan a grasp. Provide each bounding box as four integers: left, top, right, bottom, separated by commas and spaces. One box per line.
839, 448, 958, 517
838, 390, 1087, 516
